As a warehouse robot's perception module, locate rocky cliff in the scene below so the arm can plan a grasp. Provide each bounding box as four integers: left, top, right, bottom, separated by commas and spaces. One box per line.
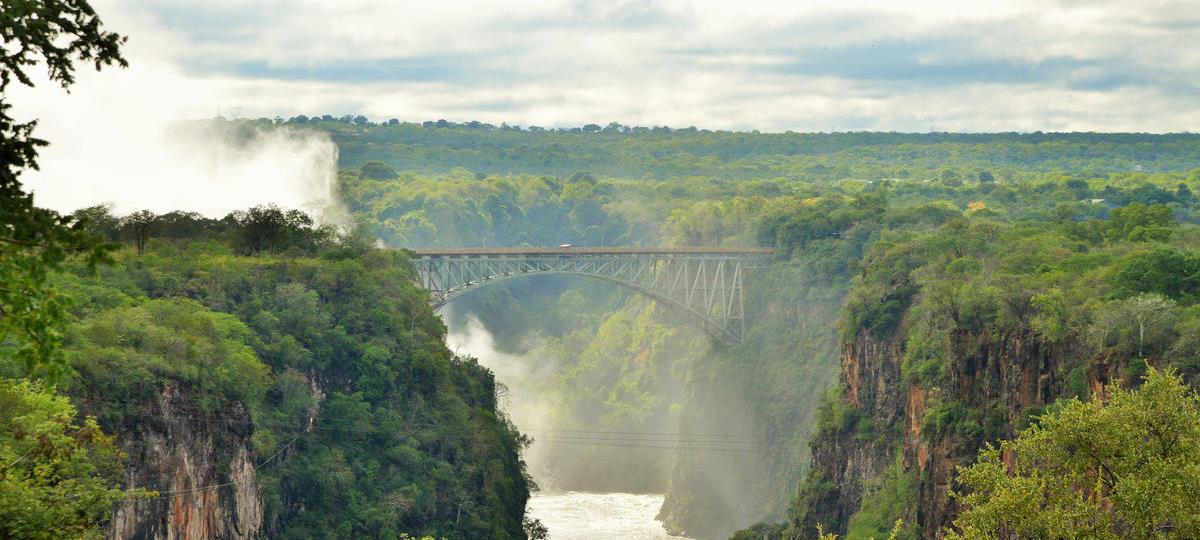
97, 384, 264, 540
791, 328, 1095, 538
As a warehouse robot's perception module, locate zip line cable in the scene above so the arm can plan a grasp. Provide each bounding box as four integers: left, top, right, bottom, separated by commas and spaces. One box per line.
59, 394, 796, 495
121, 428, 307, 499
71, 395, 786, 445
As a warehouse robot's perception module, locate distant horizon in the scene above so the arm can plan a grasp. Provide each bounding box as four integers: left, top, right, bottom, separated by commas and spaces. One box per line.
197, 115, 1200, 136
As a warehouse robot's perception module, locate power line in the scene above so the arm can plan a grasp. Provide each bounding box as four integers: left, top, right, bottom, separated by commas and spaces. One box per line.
72, 396, 784, 444
122, 429, 307, 499
64, 390, 803, 500
62, 395, 793, 497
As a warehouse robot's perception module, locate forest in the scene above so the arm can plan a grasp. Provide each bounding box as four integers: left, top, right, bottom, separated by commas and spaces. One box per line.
6, 115, 1200, 538
7, 114, 1200, 538
7, 1, 1200, 540
5, 5, 1200, 538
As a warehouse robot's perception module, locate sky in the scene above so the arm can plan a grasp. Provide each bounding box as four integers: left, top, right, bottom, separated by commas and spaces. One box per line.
7, 0, 1200, 215
16, 0, 1200, 133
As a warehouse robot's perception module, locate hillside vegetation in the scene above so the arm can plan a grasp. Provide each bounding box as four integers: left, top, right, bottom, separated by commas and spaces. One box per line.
295, 118, 1200, 538
6, 117, 1200, 539
3, 212, 533, 538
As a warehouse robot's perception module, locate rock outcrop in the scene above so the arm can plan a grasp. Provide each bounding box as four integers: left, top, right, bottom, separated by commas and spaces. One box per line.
105, 384, 263, 540
793, 328, 1092, 538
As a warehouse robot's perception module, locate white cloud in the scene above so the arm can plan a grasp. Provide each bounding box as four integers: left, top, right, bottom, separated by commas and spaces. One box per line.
9, 0, 1199, 214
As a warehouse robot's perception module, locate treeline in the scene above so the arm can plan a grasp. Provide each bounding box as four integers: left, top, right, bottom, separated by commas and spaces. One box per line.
338, 156, 1200, 254
187, 118, 1200, 180
72, 204, 343, 256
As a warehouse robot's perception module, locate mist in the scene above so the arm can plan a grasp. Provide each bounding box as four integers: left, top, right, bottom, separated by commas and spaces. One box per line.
446, 314, 562, 487
8, 10, 346, 223
444, 287, 717, 496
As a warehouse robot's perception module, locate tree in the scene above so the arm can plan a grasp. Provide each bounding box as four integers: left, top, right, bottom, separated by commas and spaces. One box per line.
231, 204, 318, 254
360, 160, 398, 180
0, 379, 135, 538
71, 204, 120, 240
947, 368, 1200, 539
119, 209, 158, 255
1091, 293, 1178, 358
1106, 203, 1173, 241
1, 0, 126, 382
1110, 248, 1200, 303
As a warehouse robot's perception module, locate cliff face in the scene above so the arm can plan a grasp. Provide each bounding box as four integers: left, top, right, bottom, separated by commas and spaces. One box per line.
794, 328, 1087, 538
800, 331, 906, 535
104, 384, 263, 540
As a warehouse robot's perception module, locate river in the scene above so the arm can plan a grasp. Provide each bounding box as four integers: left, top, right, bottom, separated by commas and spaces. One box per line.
527, 492, 693, 540
448, 319, 692, 539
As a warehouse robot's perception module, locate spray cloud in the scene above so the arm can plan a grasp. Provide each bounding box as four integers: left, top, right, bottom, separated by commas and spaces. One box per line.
8, 9, 346, 222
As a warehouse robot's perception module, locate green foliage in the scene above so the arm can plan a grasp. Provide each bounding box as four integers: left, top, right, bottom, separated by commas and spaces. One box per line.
845, 456, 917, 540
1110, 248, 1200, 303
922, 401, 1008, 452
1, 0, 125, 384
65, 298, 270, 422
291, 117, 1200, 181
948, 368, 1200, 539
901, 317, 948, 384
1062, 366, 1089, 399
231, 204, 333, 255
1029, 288, 1070, 342
1106, 203, 1173, 241
1090, 293, 1179, 358
815, 391, 861, 439
38, 226, 531, 539
817, 520, 905, 540
731, 522, 786, 540
360, 160, 398, 180
0, 379, 137, 539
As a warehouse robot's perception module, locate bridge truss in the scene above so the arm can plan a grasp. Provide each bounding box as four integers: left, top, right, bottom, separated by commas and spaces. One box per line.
410, 247, 773, 343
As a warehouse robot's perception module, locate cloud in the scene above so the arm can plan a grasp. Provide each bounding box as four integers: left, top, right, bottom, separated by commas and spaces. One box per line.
11, 0, 1200, 146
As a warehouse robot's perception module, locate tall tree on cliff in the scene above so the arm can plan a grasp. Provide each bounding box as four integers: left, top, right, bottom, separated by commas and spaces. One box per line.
0, 0, 125, 382
948, 368, 1200, 539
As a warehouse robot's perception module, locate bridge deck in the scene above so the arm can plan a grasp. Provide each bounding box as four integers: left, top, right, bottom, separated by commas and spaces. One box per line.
409, 246, 775, 257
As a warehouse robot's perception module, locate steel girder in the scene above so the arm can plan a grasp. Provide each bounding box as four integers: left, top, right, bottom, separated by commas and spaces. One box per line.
410, 251, 771, 342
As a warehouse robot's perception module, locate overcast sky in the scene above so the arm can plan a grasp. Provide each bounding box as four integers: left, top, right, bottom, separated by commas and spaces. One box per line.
15, 0, 1200, 133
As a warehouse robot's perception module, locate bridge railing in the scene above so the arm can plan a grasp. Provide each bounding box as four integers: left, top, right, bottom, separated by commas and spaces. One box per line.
409, 246, 775, 257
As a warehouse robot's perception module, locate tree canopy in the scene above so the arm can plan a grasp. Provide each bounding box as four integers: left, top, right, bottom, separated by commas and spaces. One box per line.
0, 379, 132, 539
948, 368, 1200, 539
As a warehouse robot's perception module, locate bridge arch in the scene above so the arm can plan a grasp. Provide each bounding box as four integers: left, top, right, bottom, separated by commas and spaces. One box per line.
409, 247, 773, 343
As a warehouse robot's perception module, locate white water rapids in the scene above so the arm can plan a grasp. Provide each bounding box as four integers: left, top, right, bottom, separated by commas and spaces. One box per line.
527, 492, 693, 539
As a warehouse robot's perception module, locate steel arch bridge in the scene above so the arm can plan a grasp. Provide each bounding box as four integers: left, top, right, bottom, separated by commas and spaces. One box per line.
409, 247, 774, 342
